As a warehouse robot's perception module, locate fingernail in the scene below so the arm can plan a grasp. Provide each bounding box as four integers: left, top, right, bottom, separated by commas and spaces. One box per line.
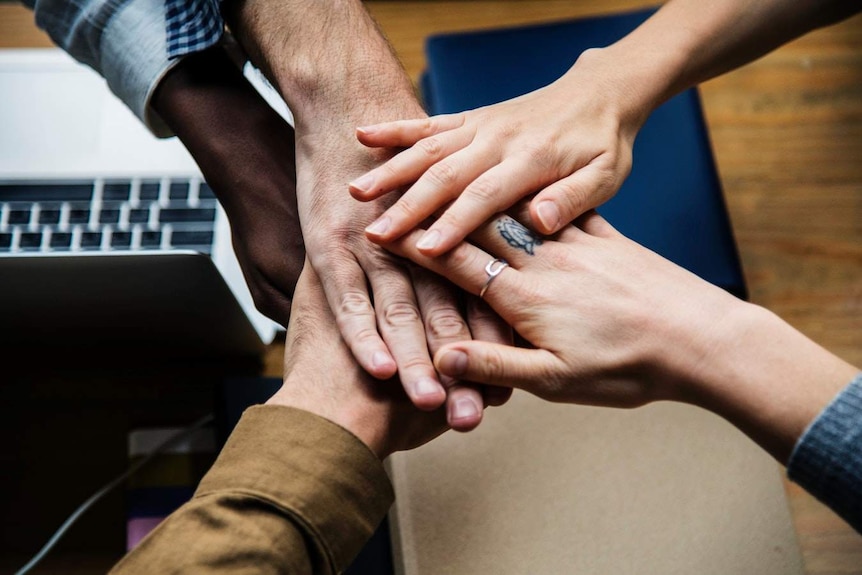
372, 350, 394, 370
357, 125, 379, 136
366, 216, 390, 236
416, 229, 441, 251
350, 172, 375, 193
438, 349, 468, 376
414, 377, 443, 398
452, 397, 479, 421
536, 200, 561, 232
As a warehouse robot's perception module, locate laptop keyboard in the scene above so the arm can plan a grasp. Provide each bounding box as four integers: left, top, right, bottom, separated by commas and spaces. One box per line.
0, 178, 217, 255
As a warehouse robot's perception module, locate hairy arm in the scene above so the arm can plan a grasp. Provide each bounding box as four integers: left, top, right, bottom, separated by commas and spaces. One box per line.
220, 0, 505, 429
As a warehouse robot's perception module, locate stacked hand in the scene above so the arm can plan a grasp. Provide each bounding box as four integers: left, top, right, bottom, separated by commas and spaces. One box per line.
268, 261, 452, 458
294, 121, 511, 431
350, 49, 643, 256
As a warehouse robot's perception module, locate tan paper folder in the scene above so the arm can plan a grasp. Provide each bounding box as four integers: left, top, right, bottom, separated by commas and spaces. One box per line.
388, 392, 803, 574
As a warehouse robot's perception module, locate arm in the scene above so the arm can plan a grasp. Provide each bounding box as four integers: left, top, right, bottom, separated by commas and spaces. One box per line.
150, 45, 304, 324
351, 0, 862, 254
385, 211, 861, 527
221, 0, 506, 428
111, 263, 449, 573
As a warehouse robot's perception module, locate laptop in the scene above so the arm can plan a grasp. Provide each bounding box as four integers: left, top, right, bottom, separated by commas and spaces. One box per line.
0, 48, 282, 359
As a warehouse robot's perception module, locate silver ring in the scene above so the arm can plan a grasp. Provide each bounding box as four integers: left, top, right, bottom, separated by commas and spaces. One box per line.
479, 258, 508, 299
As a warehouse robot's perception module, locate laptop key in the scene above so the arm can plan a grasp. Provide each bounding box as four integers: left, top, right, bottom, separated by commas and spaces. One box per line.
0, 234, 11, 250
99, 208, 120, 224
80, 231, 102, 249
129, 208, 150, 224
159, 208, 216, 223
169, 181, 190, 201
103, 181, 131, 201
171, 230, 214, 247
39, 208, 62, 225
0, 182, 92, 202
140, 231, 161, 248
50, 232, 72, 250
68, 206, 90, 224
111, 231, 132, 249
7, 209, 31, 225
139, 181, 160, 200
19, 232, 42, 251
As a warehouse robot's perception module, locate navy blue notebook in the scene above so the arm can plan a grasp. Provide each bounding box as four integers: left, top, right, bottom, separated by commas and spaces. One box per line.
422, 9, 747, 298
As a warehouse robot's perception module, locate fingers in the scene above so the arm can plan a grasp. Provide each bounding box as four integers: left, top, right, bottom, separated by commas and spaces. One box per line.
410, 266, 485, 431
351, 127, 475, 203
386, 227, 520, 307
434, 341, 562, 394
366, 259, 448, 411
465, 296, 514, 407
317, 255, 400, 381
405, 154, 551, 256
362, 142, 495, 242
530, 161, 622, 235
354, 114, 464, 148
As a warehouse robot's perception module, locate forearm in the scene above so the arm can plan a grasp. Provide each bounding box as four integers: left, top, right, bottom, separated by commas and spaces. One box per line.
222, 0, 424, 130
565, 0, 860, 128
673, 299, 858, 464
151, 46, 305, 315
151, 46, 298, 223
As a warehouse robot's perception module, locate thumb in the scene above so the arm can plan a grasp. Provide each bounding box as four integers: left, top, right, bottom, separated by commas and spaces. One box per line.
530, 162, 619, 235
434, 342, 561, 395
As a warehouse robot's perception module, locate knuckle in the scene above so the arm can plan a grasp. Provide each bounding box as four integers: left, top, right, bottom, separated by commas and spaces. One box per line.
418, 136, 444, 159
419, 117, 436, 134
464, 176, 500, 205
481, 347, 508, 381
391, 194, 426, 221
397, 354, 433, 373
338, 290, 373, 316
425, 308, 468, 341
381, 301, 422, 329
426, 161, 459, 188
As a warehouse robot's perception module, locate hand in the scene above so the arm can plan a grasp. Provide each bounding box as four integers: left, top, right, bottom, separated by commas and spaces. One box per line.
152, 46, 304, 325
294, 127, 503, 430
386, 211, 728, 407
222, 0, 506, 428
267, 261, 449, 458
350, 49, 643, 256
385, 211, 859, 462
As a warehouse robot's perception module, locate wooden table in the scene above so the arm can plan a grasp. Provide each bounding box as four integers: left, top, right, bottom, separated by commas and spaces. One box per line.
2, 2, 860, 573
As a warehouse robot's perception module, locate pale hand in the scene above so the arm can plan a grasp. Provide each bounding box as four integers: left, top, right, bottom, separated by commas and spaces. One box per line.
351, 50, 642, 256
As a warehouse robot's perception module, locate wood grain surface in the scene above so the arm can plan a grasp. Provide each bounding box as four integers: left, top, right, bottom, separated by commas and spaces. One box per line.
2, 2, 860, 573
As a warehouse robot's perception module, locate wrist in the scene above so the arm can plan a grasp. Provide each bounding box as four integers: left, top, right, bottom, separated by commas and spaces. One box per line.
671, 301, 857, 462
266, 378, 391, 459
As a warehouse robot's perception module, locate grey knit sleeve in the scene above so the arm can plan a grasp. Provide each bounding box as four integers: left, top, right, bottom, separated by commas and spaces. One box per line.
787, 372, 862, 533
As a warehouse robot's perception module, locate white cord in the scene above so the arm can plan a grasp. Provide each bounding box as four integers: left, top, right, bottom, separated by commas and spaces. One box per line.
14, 413, 215, 575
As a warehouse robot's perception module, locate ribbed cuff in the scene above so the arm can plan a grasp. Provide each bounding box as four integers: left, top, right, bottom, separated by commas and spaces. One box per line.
99, 0, 176, 137
788, 372, 862, 532
196, 405, 394, 573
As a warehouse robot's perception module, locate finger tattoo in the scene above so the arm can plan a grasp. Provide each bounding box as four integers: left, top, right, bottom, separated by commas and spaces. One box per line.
496, 216, 543, 255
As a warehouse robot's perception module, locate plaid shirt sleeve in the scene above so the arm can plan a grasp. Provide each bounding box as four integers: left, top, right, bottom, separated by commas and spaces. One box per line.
166, 0, 225, 59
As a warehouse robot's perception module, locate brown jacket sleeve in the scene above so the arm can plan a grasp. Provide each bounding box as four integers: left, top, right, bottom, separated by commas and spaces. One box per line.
110, 405, 394, 574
